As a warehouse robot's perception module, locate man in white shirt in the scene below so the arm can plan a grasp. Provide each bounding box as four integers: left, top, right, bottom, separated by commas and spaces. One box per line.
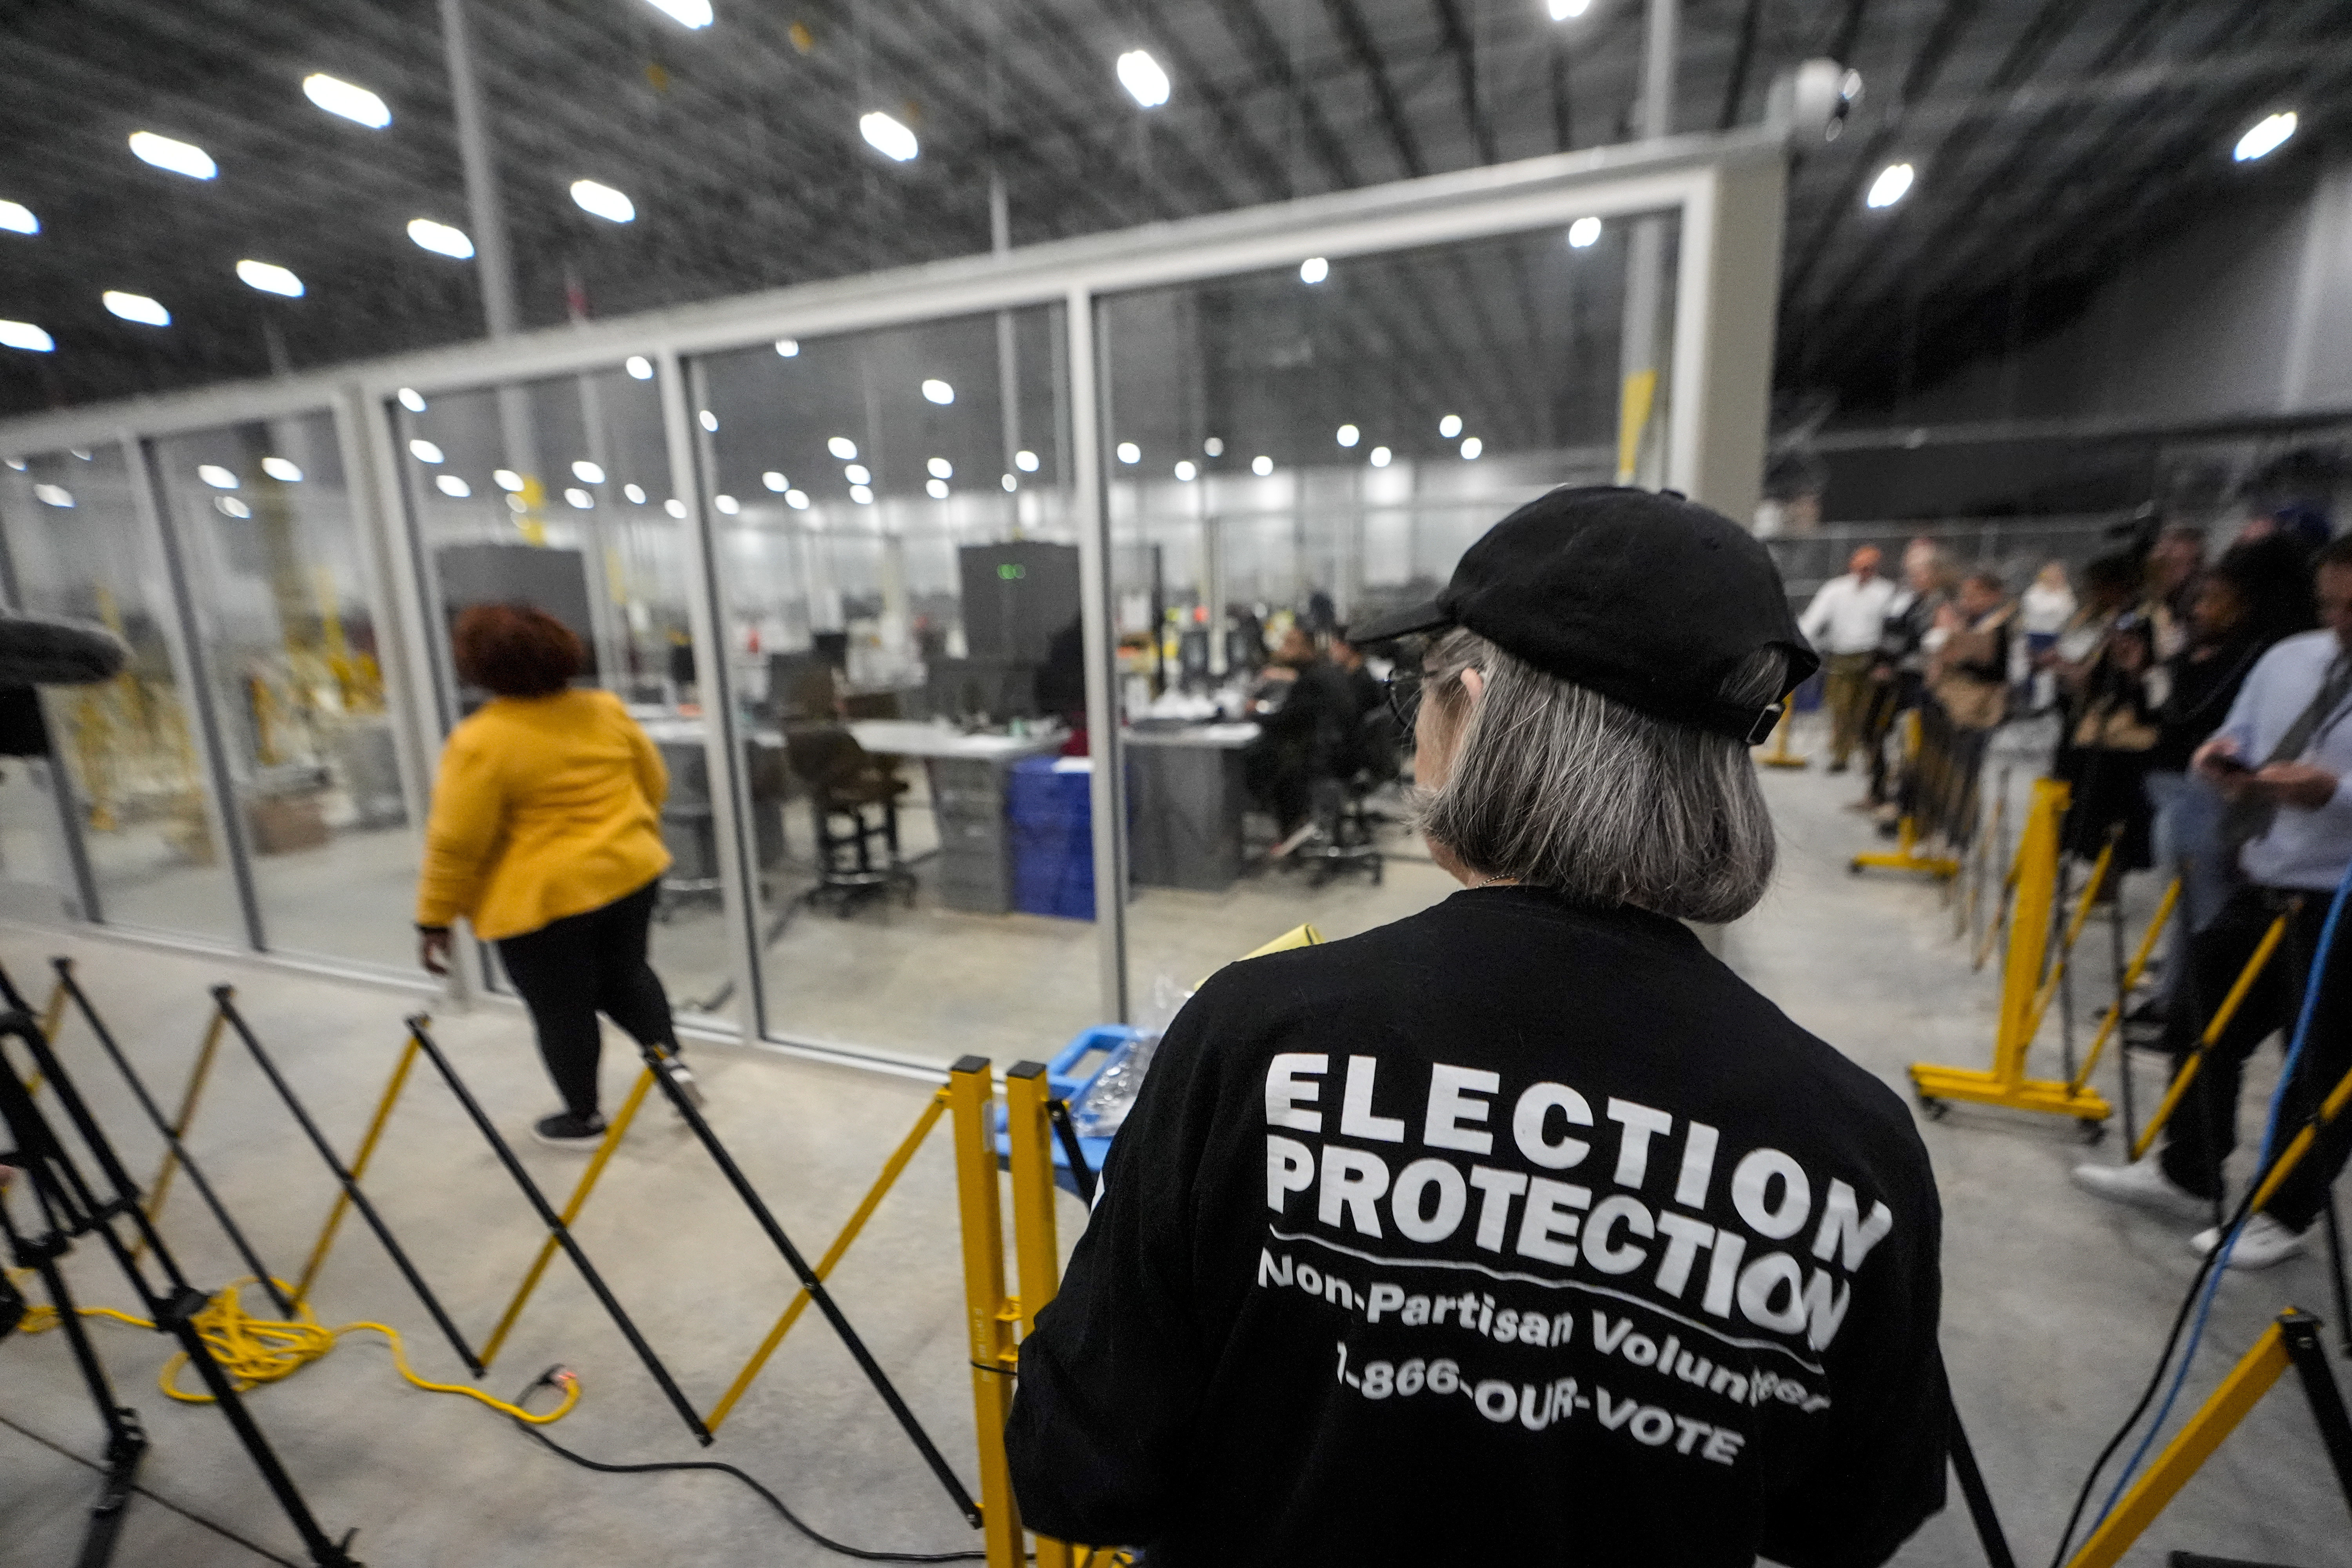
1800, 546, 1899, 772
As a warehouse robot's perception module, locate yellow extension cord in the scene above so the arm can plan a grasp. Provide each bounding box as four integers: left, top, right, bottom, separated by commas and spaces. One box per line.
8, 1271, 579, 1424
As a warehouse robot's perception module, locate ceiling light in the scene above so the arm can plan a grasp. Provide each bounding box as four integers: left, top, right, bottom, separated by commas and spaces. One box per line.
714, 494, 740, 515
1204, 437, 1225, 457
1548, 0, 1590, 18
494, 469, 523, 491
407, 217, 474, 259
1336, 424, 1359, 448
850, 484, 873, 505
1001, 474, 1018, 492
0, 201, 37, 236
664, 498, 687, 518
1438, 414, 1463, 438
397, 387, 426, 412
775, 338, 799, 357
563, 486, 591, 508
696, 410, 717, 432
624, 483, 648, 503
1865, 163, 1914, 209
571, 460, 604, 483
198, 464, 238, 488
1299, 256, 1329, 284
1370, 446, 1392, 468
34, 483, 73, 508
437, 474, 471, 497
570, 179, 635, 223
1251, 455, 1273, 476
1174, 461, 1198, 482
625, 355, 653, 379
409, 439, 444, 463
2, 459, 20, 470
1014, 449, 1040, 472
926, 457, 952, 479
1117, 49, 1171, 109
926, 478, 950, 500
237, 259, 305, 297
921, 378, 954, 405
763, 470, 788, 491
785, 489, 810, 510
216, 496, 250, 518
1460, 437, 1483, 460
642, 0, 713, 27
129, 131, 216, 180
1116, 441, 1141, 465
1567, 216, 1602, 248
261, 457, 302, 482
844, 463, 871, 485
103, 290, 169, 326
828, 436, 858, 459
2235, 111, 2296, 162
304, 73, 390, 130
860, 111, 918, 162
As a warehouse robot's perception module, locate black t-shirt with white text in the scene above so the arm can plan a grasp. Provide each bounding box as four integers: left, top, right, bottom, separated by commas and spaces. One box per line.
1006, 887, 1945, 1566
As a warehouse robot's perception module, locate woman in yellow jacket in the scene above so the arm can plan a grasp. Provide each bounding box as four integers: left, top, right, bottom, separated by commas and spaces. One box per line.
416, 604, 696, 1147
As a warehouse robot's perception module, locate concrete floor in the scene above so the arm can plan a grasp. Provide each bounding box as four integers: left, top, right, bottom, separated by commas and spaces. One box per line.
4, 710, 2350, 1566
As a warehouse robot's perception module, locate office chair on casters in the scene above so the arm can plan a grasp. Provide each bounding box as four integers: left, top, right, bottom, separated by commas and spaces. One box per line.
1295, 708, 1399, 888
781, 725, 918, 919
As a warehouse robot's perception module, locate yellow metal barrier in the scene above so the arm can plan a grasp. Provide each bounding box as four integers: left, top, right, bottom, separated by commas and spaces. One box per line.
2249, 1058, 2352, 1216
2020, 838, 2116, 1050
127, 1007, 230, 1265
293, 1034, 419, 1305
2130, 912, 2291, 1162
2068, 878, 2179, 1099
1851, 712, 1961, 880
950, 1056, 1025, 1568
1007, 1062, 1082, 1568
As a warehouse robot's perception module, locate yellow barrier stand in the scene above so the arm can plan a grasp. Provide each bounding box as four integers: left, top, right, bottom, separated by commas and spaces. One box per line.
2248, 1059, 2352, 1217
18, 975, 68, 1096
2129, 912, 2292, 1163
704, 1087, 951, 1434
2067, 878, 2179, 1099
127, 1006, 230, 1265
1006, 1062, 1082, 1568
2019, 838, 2116, 1050
951, 1056, 1025, 1568
1752, 700, 1808, 768
1851, 713, 1961, 880
1911, 779, 2112, 1127
293, 1033, 420, 1305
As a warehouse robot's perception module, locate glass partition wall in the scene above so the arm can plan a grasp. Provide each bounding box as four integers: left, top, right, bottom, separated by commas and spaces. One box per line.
0, 136, 1775, 1075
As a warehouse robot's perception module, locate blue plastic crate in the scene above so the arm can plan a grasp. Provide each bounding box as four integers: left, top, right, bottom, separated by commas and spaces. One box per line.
1013, 824, 1094, 918
1007, 756, 1092, 825
989, 1024, 1148, 1191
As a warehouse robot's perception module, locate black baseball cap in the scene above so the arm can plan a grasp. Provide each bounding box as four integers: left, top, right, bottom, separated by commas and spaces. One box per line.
1352, 486, 1819, 744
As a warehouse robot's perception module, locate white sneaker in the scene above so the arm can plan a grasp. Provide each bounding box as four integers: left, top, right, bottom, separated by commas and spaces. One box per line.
2071, 1158, 2213, 1222
2190, 1213, 2308, 1270
658, 1054, 706, 1111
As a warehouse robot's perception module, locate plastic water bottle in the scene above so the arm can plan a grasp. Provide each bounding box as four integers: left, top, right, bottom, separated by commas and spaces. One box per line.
1070, 1034, 1160, 1139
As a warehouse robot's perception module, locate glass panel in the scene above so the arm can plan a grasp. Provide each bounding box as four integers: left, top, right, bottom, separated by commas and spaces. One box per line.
398, 368, 728, 1003
0, 445, 241, 940
153, 414, 416, 970
1101, 220, 1670, 1002
696, 306, 1101, 1066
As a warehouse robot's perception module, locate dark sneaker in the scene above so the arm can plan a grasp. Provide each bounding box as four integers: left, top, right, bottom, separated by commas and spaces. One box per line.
532, 1111, 608, 1149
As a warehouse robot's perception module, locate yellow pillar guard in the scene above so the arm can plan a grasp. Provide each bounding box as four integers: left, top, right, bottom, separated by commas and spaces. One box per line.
1910, 779, 2112, 1125
2129, 911, 2291, 1163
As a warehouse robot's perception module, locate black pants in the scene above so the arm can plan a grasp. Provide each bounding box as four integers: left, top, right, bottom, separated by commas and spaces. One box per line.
495, 879, 677, 1119
2159, 884, 2352, 1232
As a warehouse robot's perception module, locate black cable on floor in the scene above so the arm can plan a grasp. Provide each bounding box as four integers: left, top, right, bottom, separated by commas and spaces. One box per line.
0, 1407, 302, 1568
510, 1371, 986, 1564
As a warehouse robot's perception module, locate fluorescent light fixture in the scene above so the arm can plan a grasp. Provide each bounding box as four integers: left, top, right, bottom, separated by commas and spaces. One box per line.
1567, 216, 1602, 248
1116, 441, 1141, 465
437, 474, 471, 497
397, 387, 426, 412
849, 484, 873, 505
1117, 49, 1171, 108
1866, 162, 1914, 209
1548, 0, 1590, 18
1369, 446, 1392, 468
304, 74, 390, 129
1014, 449, 1040, 472
714, 494, 740, 515
664, 498, 687, 518
34, 483, 73, 508
828, 436, 858, 459
775, 338, 799, 357
1001, 474, 1018, 492
407, 217, 473, 259
0, 320, 53, 353
1439, 414, 1463, 438
1299, 256, 1329, 284
1460, 437, 1483, 460
642, 0, 714, 27
570, 179, 635, 223
625, 355, 653, 380
237, 259, 305, 297
216, 496, 251, 518
103, 290, 169, 326
261, 457, 302, 482
555, 461, 595, 485
926, 457, 952, 479
408, 439, 444, 463
198, 464, 238, 488
763, 470, 788, 491
624, 483, 648, 503
860, 111, 918, 162
129, 131, 216, 180
494, 469, 523, 491
1174, 461, 1198, 482
785, 489, 810, 510
698, 409, 718, 432
0, 201, 38, 235
926, 478, 950, 500
921, 378, 954, 405
844, 464, 871, 485
1203, 437, 1225, 457
1336, 424, 1359, 448
1251, 455, 1274, 476
2235, 111, 2296, 162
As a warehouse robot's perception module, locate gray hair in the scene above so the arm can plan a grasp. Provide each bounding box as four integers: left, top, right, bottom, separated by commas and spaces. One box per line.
1414, 630, 1786, 924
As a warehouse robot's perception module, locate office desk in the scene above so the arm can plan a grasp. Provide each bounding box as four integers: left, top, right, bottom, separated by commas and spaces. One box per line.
1125, 722, 1259, 891
850, 722, 1066, 914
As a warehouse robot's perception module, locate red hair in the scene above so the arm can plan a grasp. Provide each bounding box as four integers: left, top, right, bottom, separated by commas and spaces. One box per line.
452, 604, 583, 698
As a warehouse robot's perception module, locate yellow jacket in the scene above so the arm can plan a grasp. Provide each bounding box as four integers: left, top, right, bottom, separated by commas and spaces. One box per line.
416, 689, 671, 941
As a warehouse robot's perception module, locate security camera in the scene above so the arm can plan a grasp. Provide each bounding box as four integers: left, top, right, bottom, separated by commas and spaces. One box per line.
1771, 59, 1862, 145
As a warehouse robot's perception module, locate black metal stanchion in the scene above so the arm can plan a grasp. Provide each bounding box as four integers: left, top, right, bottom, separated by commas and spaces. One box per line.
2324, 1191, 2352, 1362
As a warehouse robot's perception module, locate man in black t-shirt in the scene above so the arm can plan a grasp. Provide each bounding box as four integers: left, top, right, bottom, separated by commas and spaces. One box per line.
1007, 488, 1947, 1566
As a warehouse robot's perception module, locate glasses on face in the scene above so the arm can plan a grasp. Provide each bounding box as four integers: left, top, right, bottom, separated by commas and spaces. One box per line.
1383, 667, 1425, 731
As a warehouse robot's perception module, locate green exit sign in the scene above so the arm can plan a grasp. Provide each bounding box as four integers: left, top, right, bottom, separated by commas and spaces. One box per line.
997, 563, 1026, 580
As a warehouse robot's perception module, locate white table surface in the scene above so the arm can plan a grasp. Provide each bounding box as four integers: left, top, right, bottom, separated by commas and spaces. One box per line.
848, 720, 1066, 761
1123, 722, 1261, 749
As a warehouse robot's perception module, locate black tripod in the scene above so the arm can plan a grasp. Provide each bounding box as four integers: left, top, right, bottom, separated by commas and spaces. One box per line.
0, 1007, 360, 1566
